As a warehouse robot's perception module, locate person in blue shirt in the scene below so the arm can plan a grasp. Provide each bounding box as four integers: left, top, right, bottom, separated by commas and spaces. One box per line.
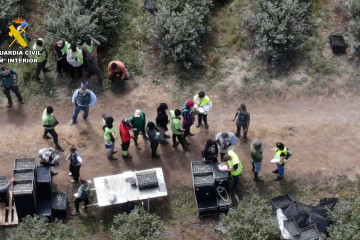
0, 66, 24, 107
70, 82, 97, 125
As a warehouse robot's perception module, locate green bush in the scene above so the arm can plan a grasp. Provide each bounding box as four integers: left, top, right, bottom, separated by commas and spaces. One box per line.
218, 195, 280, 240
111, 206, 167, 240
343, 0, 360, 54
325, 193, 360, 240
6, 215, 91, 240
43, 0, 121, 45
246, 0, 314, 65
0, 0, 20, 36
148, 0, 213, 69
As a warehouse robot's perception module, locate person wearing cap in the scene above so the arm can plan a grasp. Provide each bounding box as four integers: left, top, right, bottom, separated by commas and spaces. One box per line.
42, 106, 64, 152
182, 99, 196, 145
54, 40, 70, 78
67, 145, 83, 183
233, 103, 250, 143
102, 114, 117, 160
170, 109, 189, 151
67, 42, 83, 82
119, 118, 133, 159
33, 38, 48, 82
193, 91, 212, 129
219, 150, 243, 188
17, 21, 31, 58
127, 109, 148, 150
251, 139, 263, 181
156, 103, 170, 145
70, 82, 97, 125
147, 121, 161, 159
215, 131, 239, 160
82, 36, 102, 84
108, 60, 130, 81
0, 66, 25, 107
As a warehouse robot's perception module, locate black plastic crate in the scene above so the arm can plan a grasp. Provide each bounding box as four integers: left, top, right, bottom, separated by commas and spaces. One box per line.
136, 170, 159, 190
217, 196, 232, 210
317, 198, 338, 211
306, 212, 331, 233
36, 166, 52, 200
0, 176, 6, 185
283, 203, 308, 218
197, 197, 218, 216
13, 180, 34, 194
300, 225, 321, 240
38, 200, 52, 221
284, 218, 301, 237
52, 192, 68, 218
36, 166, 51, 182
192, 161, 213, 175
329, 33, 346, 54
271, 194, 296, 210
14, 158, 36, 171
195, 185, 216, 202
0, 176, 9, 203
213, 163, 229, 180
194, 173, 214, 187
14, 169, 34, 181
13, 180, 37, 221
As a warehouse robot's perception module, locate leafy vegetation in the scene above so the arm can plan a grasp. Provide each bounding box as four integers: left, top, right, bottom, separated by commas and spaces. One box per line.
343, 0, 360, 54
0, 0, 20, 36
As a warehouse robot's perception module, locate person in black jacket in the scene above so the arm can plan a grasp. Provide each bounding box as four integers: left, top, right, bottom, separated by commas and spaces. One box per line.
201, 139, 219, 162
156, 103, 170, 145
146, 122, 161, 159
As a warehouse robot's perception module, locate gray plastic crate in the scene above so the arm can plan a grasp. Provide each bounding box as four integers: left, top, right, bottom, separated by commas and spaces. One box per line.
271, 194, 296, 210
13, 180, 34, 195
0, 176, 7, 185
284, 218, 301, 237
191, 161, 213, 175
194, 173, 214, 186
14, 158, 36, 170
14, 169, 34, 181
300, 225, 320, 240
136, 170, 159, 190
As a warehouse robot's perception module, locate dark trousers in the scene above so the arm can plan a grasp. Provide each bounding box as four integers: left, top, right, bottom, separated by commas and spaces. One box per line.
150, 142, 159, 157
84, 58, 102, 81
121, 141, 130, 151
232, 175, 239, 188
172, 134, 187, 148
75, 198, 89, 211
198, 114, 208, 125
182, 123, 192, 139
57, 57, 68, 73
44, 128, 59, 145
69, 164, 81, 181
72, 105, 89, 121
133, 129, 147, 145
236, 123, 247, 139
69, 65, 83, 80
35, 60, 47, 81
2, 85, 23, 104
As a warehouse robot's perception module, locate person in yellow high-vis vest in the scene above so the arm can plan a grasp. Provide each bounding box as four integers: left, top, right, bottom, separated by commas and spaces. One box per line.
219, 150, 243, 188
272, 142, 291, 181
193, 91, 212, 129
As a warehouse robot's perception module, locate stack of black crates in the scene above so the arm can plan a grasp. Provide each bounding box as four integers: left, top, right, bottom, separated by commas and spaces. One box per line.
191, 161, 232, 216
0, 176, 9, 203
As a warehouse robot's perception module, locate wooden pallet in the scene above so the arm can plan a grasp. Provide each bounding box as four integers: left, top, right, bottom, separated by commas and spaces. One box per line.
0, 190, 18, 226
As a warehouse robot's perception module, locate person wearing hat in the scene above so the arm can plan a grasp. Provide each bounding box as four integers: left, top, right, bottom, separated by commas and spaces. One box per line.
127, 109, 148, 150
182, 99, 196, 145
0, 66, 25, 107
54, 40, 70, 78
119, 118, 133, 159
33, 38, 48, 82
82, 36, 102, 84
108, 60, 130, 81
193, 91, 212, 129
146, 121, 161, 159
67, 42, 83, 82
233, 103, 250, 143
251, 139, 263, 181
42, 105, 64, 152
215, 131, 239, 160
170, 109, 189, 151
70, 82, 97, 125
102, 114, 117, 160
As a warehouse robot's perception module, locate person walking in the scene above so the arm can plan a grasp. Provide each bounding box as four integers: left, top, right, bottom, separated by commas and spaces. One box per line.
42, 106, 64, 152
67, 145, 83, 183
67, 42, 83, 82
156, 103, 170, 145
108, 60, 130, 81
127, 109, 148, 150
194, 91, 212, 129
170, 109, 189, 151
219, 150, 243, 188
33, 38, 48, 82
54, 40, 70, 79
73, 179, 90, 215
0, 66, 25, 107
272, 142, 292, 181
119, 118, 133, 159
70, 82, 97, 125
201, 139, 219, 162
182, 99, 196, 145
215, 131, 239, 160
147, 122, 161, 159
251, 140, 263, 182
233, 103, 250, 142
102, 115, 117, 160
82, 36, 102, 84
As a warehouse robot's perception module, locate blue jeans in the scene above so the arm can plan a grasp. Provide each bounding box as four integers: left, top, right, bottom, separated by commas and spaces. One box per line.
72, 105, 89, 122
277, 163, 285, 178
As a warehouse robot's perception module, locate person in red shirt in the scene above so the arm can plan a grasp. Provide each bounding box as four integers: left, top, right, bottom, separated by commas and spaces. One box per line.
119, 118, 133, 159
108, 61, 130, 81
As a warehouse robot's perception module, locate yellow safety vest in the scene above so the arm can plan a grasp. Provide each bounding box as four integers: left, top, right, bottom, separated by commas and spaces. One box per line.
275, 147, 289, 164
193, 95, 210, 106
227, 150, 243, 176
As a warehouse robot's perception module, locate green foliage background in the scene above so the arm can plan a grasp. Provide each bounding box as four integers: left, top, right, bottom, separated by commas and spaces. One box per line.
0, 0, 20, 36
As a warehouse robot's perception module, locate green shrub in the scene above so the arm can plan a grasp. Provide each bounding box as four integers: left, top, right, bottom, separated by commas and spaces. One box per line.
111, 206, 167, 240
324, 193, 360, 240
0, 0, 20, 36
218, 195, 280, 240
343, 0, 360, 54
43, 0, 121, 45
246, 0, 314, 65
148, 0, 213, 69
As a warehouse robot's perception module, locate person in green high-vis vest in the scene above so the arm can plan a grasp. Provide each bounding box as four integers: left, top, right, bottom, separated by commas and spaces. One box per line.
33, 38, 48, 82
220, 150, 243, 188
67, 42, 83, 82
42, 106, 64, 152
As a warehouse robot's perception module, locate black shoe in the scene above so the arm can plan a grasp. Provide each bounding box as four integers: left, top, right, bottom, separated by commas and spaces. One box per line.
152, 154, 160, 159
43, 135, 52, 139
108, 156, 118, 161
196, 124, 201, 128
183, 147, 190, 152
56, 145, 65, 152
272, 169, 279, 174
160, 140, 169, 145
112, 151, 117, 155
51, 171, 58, 176
7, 102, 13, 108
20, 100, 25, 104
205, 123, 209, 129
164, 134, 171, 139
184, 140, 190, 146
274, 176, 283, 181
254, 177, 260, 182
188, 133, 195, 136
123, 154, 132, 159
173, 142, 179, 147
